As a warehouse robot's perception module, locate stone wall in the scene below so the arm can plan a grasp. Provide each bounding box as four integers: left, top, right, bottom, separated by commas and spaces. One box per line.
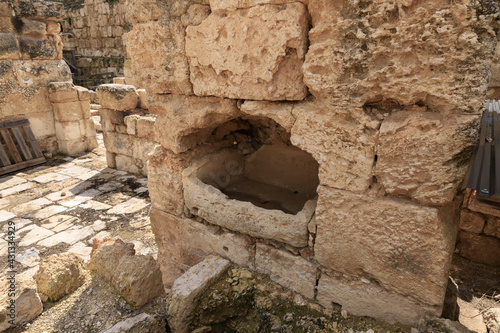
124, 0, 499, 327
457, 190, 500, 267
0, 0, 96, 156
97, 84, 156, 175
61, 0, 128, 81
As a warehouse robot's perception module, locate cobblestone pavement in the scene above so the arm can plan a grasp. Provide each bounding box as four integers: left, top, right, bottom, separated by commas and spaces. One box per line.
0, 132, 157, 279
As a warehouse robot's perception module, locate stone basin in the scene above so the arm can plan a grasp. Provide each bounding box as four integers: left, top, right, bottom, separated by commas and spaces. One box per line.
182, 145, 319, 247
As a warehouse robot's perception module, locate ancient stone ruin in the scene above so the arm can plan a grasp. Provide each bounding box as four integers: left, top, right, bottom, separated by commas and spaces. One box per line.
1, 0, 500, 331
0, 0, 97, 156
114, 0, 499, 327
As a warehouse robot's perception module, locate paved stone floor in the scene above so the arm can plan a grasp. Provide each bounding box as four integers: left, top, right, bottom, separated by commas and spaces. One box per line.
0, 132, 157, 278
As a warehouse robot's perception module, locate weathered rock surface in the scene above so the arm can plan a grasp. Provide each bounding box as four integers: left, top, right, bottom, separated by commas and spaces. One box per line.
485, 216, 500, 238
103, 313, 166, 333
291, 103, 376, 193
303, 0, 497, 114
125, 19, 193, 94
150, 208, 253, 286
87, 238, 164, 307
0, 274, 43, 331
457, 231, 500, 267
167, 255, 231, 333
149, 94, 239, 153
255, 243, 316, 300
96, 84, 139, 111
314, 186, 457, 310
239, 100, 296, 132
33, 253, 85, 302
460, 210, 486, 234
376, 112, 479, 206
317, 269, 435, 326
185, 3, 309, 100
484, 308, 500, 333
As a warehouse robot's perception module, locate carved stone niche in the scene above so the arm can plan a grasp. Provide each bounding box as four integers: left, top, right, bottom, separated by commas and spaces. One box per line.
182, 119, 319, 248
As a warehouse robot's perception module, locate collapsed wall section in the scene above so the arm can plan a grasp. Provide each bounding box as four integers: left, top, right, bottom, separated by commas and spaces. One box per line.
121, 0, 499, 327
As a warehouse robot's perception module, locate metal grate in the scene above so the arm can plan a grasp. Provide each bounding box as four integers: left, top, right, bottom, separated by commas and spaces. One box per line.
464, 100, 500, 203
0, 119, 46, 176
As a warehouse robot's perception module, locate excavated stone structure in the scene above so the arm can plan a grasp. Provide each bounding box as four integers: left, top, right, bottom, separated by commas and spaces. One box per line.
61, 0, 128, 80
122, 0, 499, 326
0, 0, 97, 155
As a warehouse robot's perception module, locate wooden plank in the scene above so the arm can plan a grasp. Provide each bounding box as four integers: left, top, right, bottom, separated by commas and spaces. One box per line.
0, 119, 29, 129
22, 125, 43, 158
0, 129, 22, 163
11, 127, 32, 160
0, 156, 45, 176
0, 144, 10, 167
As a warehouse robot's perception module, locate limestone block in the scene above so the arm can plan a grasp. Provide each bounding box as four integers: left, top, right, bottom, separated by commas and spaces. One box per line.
104, 313, 166, 333
103, 131, 134, 156
149, 94, 239, 153
11, 60, 72, 87
132, 138, 157, 163
136, 115, 156, 141
75, 85, 90, 101
18, 37, 57, 60
147, 145, 186, 216
26, 110, 56, 138
48, 81, 79, 103
88, 238, 164, 307
459, 210, 485, 234
150, 208, 254, 286
96, 84, 139, 111
240, 100, 296, 132
100, 108, 128, 127
52, 101, 85, 122
58, 139, 88, 156
185, 3, 308, 101
376, 112, 479, 206
0, 18, 13, 33
55, 121, 82, 141
33, 253, 85, 302
167, 255, 231, 333
485, 217, 500, 238
124, 114, 139, 136
457, 232, 500, 267
116, 155, 143, 175
291, 104, 376, 192
0, 274, 43, 331
19, 18, 46, 36
113, 77, 126, 84
125, 20, 193, 95
0, 33, 20, 59
80, 99, 91, 119
46, 21, 61, 35
0, 3, 10, 17
255, 243, 316, 300
317, 270, 437, 326
303, 1, 495, 114
314, 186, 457, 309
12, 0, 64, 20
182, 150, 316, 247
82, 119, 97, 139
209, 0, 307, 12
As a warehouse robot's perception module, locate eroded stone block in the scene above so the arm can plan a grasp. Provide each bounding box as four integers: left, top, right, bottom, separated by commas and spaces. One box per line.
314, 186, 457, 309
457, 232, 500, 267
96, 84, 139, 111
125, 20, 193, 94
149, 94, 239, 153
317, 270, 438, 326
291, 104, 376, 193
185, 3, 309, 100
0, 33, 20, 59
376, 112, 479, 206
255, 243, 316, 300
48, 81, 79, 103
150, 208, 254, 286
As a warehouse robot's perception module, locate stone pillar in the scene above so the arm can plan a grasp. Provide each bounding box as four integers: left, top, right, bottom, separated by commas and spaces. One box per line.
48, 82, 97, 155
